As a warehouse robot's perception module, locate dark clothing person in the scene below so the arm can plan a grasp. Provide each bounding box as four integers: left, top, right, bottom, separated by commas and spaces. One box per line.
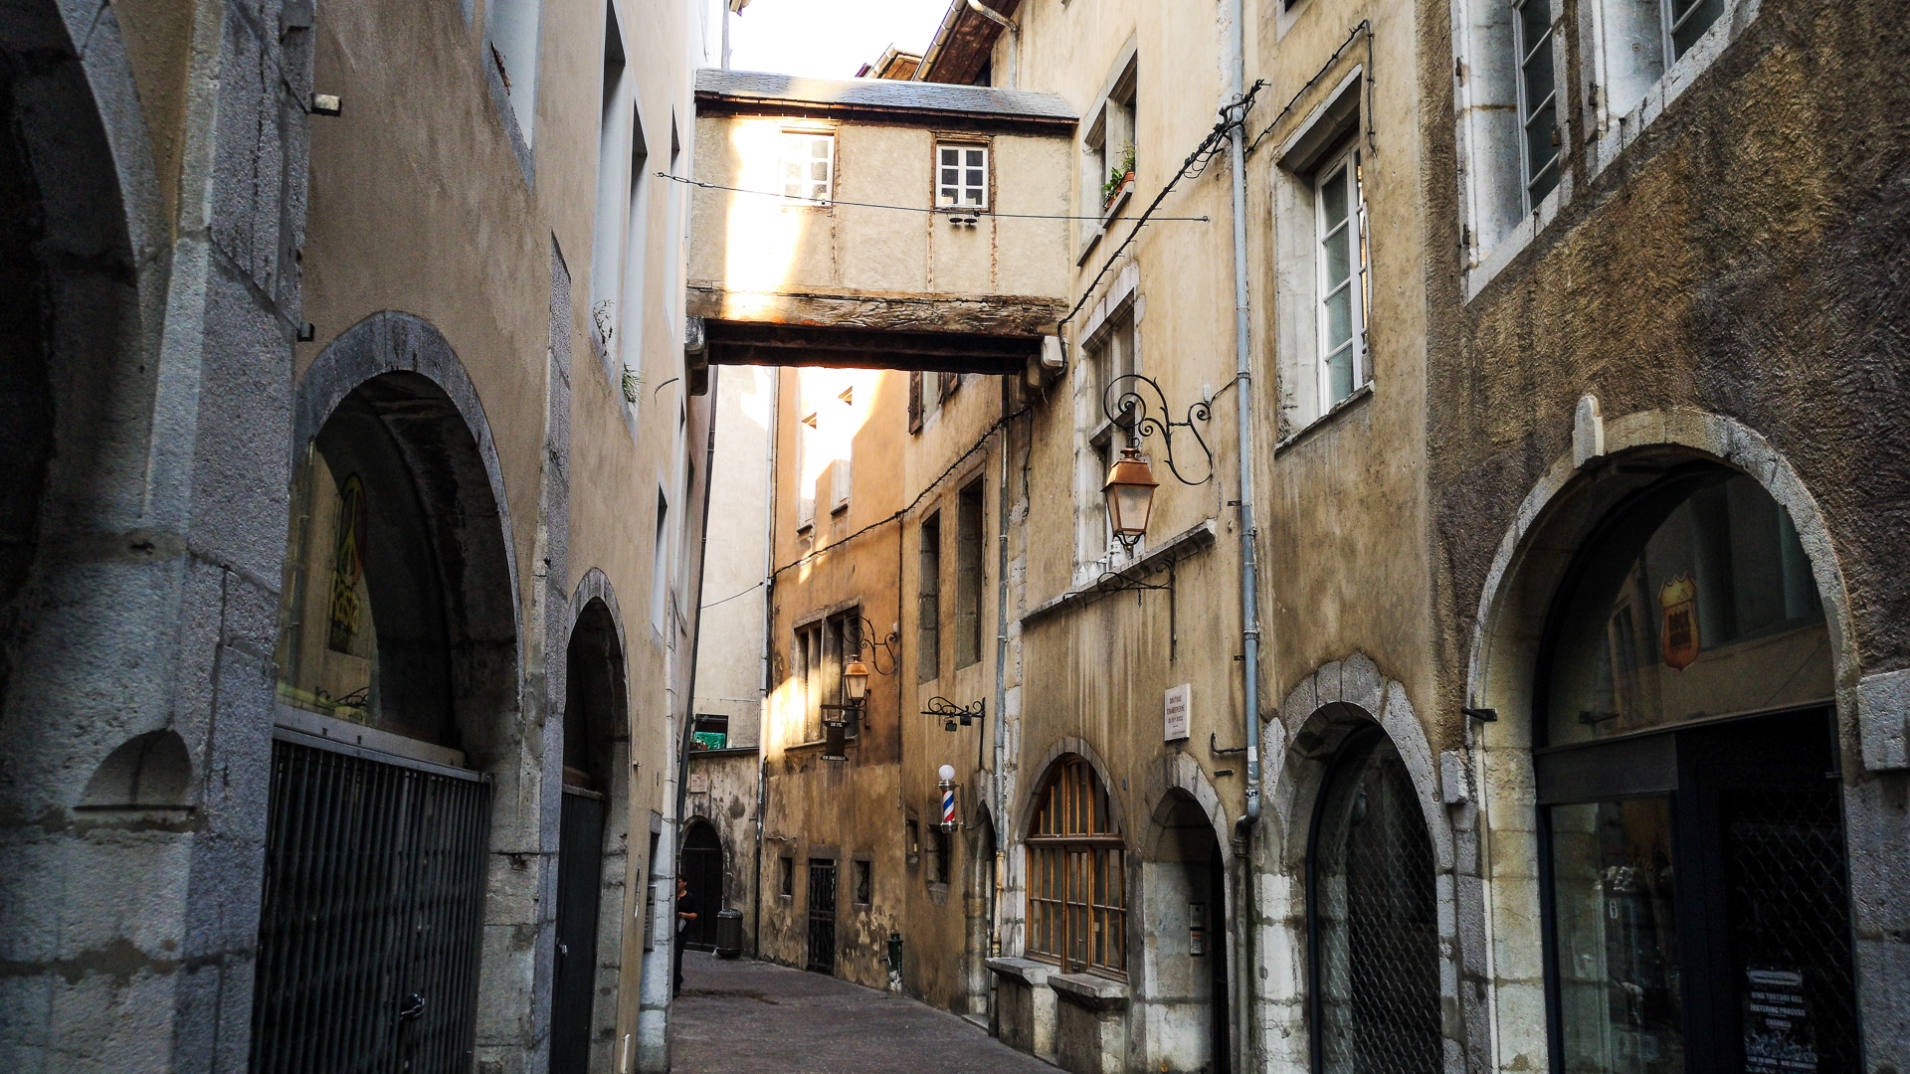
673, 881, 696, 996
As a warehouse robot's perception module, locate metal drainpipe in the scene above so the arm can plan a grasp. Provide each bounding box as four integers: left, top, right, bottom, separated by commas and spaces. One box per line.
1223, 0, 1264, 1066
752, 366, 779, 956
991, 379, 1014, 985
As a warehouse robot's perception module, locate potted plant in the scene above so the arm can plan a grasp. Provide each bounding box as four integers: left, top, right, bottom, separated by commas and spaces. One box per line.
1101, 141, 1136, 211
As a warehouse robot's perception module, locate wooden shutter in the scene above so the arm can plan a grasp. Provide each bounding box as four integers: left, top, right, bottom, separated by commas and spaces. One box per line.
909, 371, 924, 433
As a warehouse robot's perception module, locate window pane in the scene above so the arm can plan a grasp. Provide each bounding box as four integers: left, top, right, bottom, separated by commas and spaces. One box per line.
1320, 166, 1348, 227
1518, 0, 1553, 59
966, 168, 984, 186
941, 147, 959, 166
1549, 798, 1684, 1074
810, 139, 830, 160
1668, 0, 1723, 56
964, 189, 982, 206
1325, 285, 1354, 350
966, 149, 985, 168
1325, 344, 1356, 404
1324, 221, 1352, 284
1522, 49, 1556, 121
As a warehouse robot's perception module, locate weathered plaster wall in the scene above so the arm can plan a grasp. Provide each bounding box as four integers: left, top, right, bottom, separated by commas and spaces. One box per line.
685, 748, 761, 952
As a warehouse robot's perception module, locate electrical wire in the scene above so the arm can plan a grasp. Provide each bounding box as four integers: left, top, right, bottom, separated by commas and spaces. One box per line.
653, 172, 1211, 223
1058, 78, 1267, 337
699, 579, 765, 610
1243, 21, 1373, 159
769, 403, 1032, 582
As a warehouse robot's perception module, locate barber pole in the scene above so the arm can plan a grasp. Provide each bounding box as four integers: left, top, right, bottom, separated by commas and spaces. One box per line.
937, 764, 958, 832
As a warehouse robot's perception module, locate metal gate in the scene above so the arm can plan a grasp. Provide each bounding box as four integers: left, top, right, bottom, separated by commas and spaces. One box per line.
1309, 730, 1441, 1074
550, 788, 605, 1074
250, 731, 491, 1074
806, 859, 836, 975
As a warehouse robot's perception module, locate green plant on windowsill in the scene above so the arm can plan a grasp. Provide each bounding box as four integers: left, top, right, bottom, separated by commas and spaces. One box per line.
1101, 142, 1136, 210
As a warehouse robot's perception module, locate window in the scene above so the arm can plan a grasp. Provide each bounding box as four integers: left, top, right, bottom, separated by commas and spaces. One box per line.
484, 0, 542, 146
1514, 0, 1562, 209
796, 411, 818, 530
929, 827, 952, 886
908, 370, 948, 433
1082, 55, 1138, 225
1307, 728, 1441, 1073
936, 143, 989, 209
1584, 0, 1728, 150
918, 513, 941, 682
778, 855, 793, 897
794, 609, 863, 743
1536, 472, 1855, 1074
854, 860, 872, 904
588, 6, 628, 369
780, 131, 834, 203
954, 480, 985, 668
650, 492, 669, 634
1313, 145, 1369, 412
1077, 297, 1137, 571
1026, 756, 1126, 977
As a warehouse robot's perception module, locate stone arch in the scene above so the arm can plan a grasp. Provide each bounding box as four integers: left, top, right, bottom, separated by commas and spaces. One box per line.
288, 310, 523, 757
555, 569, 632, 1072
1139, 753, 1233, 867
78, 729, 194, 811
1014, 735, 1128, 840
1460, 406, 1874, 1074
1259, 656, 1463, 1074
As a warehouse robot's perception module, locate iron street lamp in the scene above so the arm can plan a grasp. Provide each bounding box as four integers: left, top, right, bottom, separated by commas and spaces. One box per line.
1102, 446, 1159, 551
1099, 373, 1215, 548
821, 620, 898, 761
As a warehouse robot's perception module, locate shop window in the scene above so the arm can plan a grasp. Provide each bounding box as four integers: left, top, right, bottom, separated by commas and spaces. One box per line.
1307, 728, 1441, 1072
1026, 756, 1126, 977
1536, 471, 1856, 1074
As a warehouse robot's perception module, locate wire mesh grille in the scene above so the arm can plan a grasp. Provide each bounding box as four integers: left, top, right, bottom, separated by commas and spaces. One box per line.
1312, 736, 1443, 1074
250, 736, 491, 1074
1722, 785, 1859, 1073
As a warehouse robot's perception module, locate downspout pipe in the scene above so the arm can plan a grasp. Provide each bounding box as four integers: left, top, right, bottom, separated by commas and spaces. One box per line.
752, 366, 779, 956
991, 379, 1014, 969
1223, 0, 1264, 1068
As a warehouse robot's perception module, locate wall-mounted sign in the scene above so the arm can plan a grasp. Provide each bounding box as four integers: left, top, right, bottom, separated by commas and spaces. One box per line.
1660, 573, 1700, 670
1164, 683, 1191, 741
1743, 966, 1815, 1073
687, 772, 709, 794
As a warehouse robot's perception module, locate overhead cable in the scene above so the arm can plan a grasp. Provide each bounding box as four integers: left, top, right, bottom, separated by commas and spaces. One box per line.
654, 172, 1211, 223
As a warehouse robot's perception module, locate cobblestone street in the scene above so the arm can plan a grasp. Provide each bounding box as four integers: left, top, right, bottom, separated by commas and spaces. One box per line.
670, 952, 1058, 1074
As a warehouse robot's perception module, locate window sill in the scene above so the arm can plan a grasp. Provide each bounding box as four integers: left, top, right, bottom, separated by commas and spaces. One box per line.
1049, 972, 1130, 1010
1028, 519, 1217, 627
829, 502, 849, 517
1464, 179, 1570, 302
1073, 187, 1136, 267
1274, 381, 1374, 454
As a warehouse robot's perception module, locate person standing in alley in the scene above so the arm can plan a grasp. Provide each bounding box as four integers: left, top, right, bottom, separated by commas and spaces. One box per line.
674, 876, 697, 996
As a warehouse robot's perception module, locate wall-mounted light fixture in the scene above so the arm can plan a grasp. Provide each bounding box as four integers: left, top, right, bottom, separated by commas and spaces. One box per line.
921, 695, 985, 733
1100, 373, 1214, 549
821, 618, 901, 761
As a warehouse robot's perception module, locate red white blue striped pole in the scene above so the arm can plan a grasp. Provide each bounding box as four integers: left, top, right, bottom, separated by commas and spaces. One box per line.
937, 764, 957, 831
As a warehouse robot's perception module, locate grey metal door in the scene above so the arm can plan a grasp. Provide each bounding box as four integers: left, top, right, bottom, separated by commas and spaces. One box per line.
806, 859, 836, 975
250, 731, 490, 1074
550, 788, 606, 1073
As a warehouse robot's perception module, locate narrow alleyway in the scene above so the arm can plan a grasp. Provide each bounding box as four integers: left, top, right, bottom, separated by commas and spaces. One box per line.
671, 952, 1058, 1073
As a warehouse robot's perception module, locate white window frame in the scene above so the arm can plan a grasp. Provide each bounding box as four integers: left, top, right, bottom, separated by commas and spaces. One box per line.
936, 143, 990, 210
1513, 0, 1562, 213
1073, 268, 1141, 580
780, 131, 834, 204
1079, 47, 1139, 256
1580, 0, 1757, 182
1312, 143, 1369, 417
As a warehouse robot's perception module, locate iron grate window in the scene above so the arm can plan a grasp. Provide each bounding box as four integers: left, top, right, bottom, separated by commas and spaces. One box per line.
1309, 730, 1442, 1074
250, 735, 491, 1074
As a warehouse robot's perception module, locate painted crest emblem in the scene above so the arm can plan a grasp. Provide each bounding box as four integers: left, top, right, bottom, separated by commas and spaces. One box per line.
1660, 573, 1700, 670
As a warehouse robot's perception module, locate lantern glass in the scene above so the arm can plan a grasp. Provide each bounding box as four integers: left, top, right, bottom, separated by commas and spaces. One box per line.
1102, 448, 1158, 543
844, 657, 870, 701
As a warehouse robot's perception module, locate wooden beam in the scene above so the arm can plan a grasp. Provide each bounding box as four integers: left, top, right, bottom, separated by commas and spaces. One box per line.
703, 319, 1040, 373
688, 283, 1066, 338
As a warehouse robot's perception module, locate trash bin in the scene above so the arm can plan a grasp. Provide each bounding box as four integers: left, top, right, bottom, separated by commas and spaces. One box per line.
714, 908, 743, 959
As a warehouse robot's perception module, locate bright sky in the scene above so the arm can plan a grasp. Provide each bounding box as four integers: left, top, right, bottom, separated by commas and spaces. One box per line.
727, 0, 954, 78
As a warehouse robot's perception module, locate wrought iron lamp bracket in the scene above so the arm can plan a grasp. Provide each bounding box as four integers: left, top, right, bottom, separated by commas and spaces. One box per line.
853, 616, 902, 677
1102, 373, 1215, 486
921, 696, 986, 732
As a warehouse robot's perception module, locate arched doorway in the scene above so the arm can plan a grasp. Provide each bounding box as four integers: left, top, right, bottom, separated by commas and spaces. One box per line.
1306, 726, 1440, 1073
967, 811, 999, 1022
1148, 790, 1230, 1074
550, 593, 628, 1073
254, 356, 517, 1074
1528, 467, 1856, 1073
679, 819, 724, 950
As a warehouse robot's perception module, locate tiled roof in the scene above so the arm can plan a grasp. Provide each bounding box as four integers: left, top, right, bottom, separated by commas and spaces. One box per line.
695, 69, 1074, 123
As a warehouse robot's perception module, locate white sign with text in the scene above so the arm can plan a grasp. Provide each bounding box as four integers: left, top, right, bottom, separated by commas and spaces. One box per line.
1164, 683, 1191, 741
